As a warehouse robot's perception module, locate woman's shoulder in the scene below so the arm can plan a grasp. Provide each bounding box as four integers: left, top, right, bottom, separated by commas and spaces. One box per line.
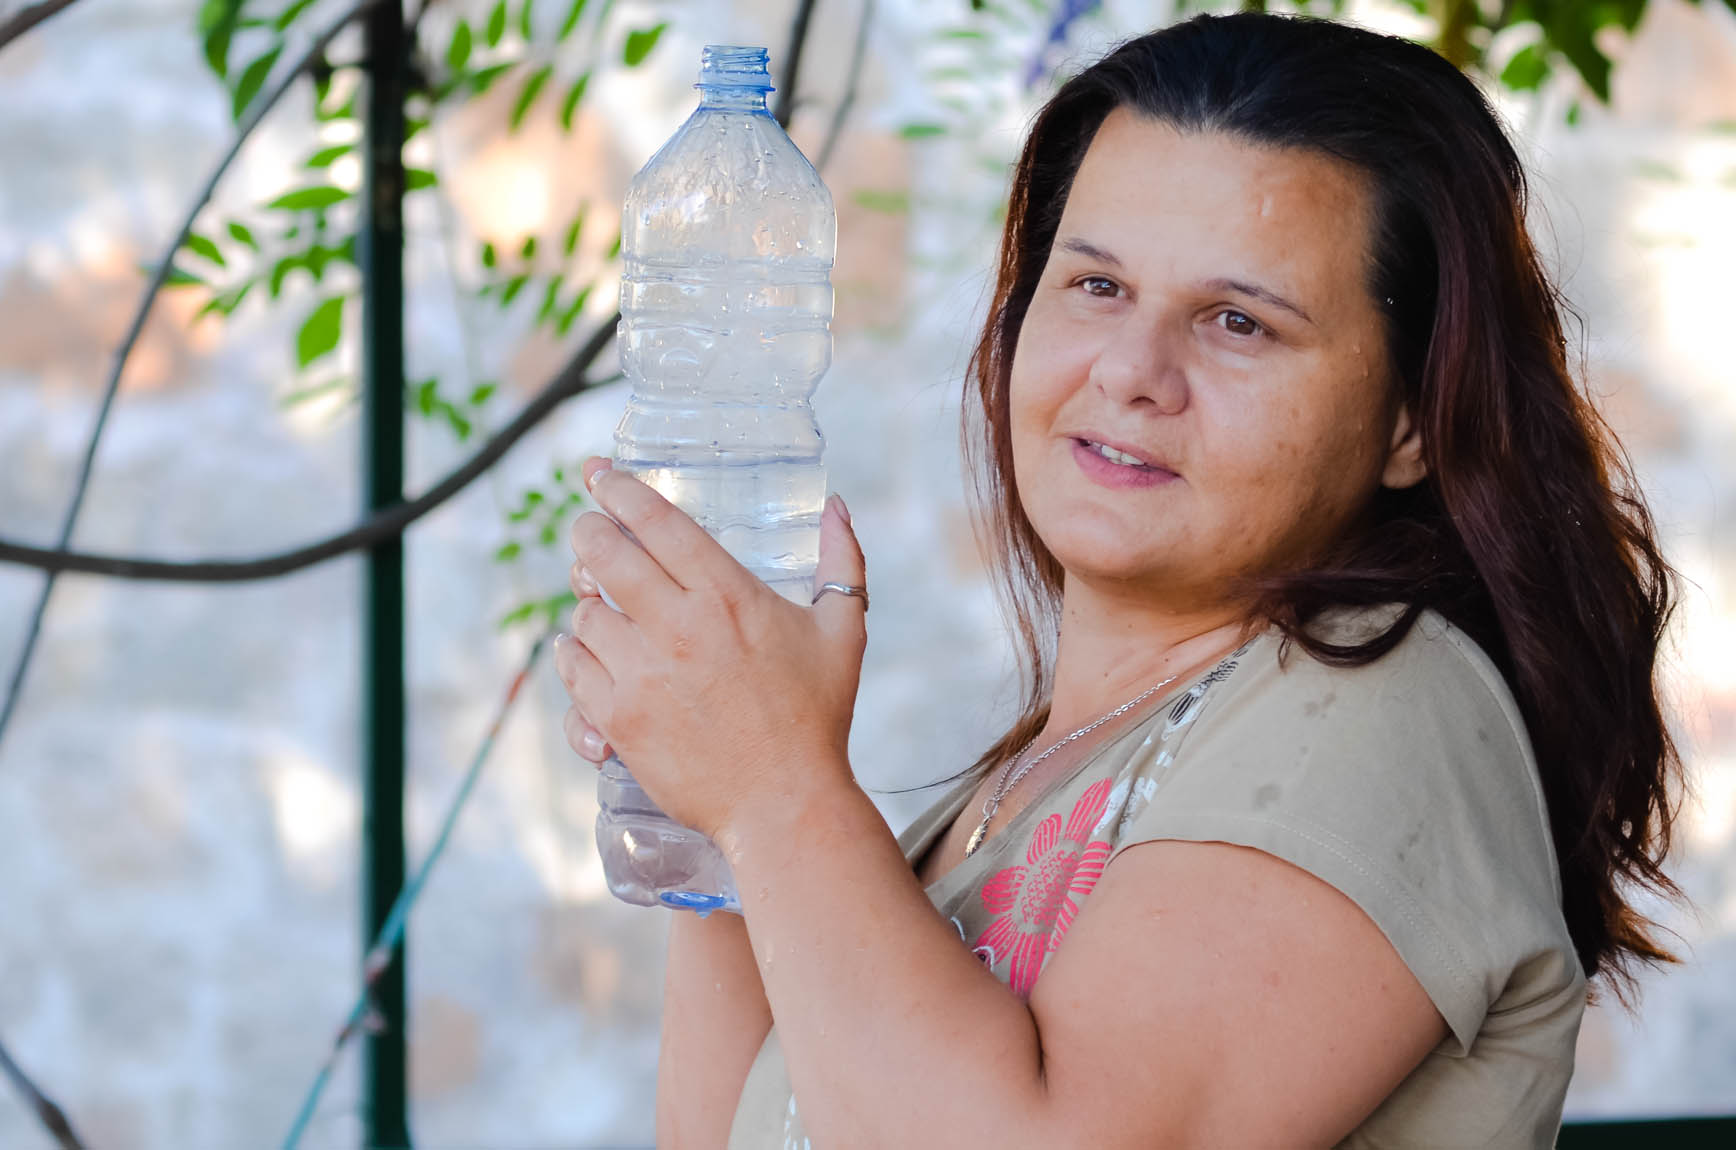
1116, 604, 1581, 1051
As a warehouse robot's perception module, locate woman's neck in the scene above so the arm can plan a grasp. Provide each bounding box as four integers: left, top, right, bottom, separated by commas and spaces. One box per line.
1044, 577, 1256, 739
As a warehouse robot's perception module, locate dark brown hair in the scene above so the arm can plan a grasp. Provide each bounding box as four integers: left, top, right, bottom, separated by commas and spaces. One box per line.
958, 13, 1681, 995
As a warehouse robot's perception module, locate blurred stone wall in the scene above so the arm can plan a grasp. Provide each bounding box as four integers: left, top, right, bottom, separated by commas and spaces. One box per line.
0, 0, 1730, 1146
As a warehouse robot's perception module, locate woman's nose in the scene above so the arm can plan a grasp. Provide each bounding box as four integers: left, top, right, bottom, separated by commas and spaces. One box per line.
1087, 313, 1189, 414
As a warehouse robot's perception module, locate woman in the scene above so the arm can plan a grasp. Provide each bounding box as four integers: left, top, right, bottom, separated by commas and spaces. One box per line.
553, 12, 1681, 1148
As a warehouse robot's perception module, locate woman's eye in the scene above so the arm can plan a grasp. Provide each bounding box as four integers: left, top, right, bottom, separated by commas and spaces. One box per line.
1216, 309, 1265, 338
1078, 276, 1120, 298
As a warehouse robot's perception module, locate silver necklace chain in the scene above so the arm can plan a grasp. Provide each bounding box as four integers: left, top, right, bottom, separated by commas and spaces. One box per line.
962, 671, 1182, 857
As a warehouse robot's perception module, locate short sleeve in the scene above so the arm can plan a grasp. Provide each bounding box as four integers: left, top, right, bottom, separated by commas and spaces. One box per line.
1108, 611, 1576, 1055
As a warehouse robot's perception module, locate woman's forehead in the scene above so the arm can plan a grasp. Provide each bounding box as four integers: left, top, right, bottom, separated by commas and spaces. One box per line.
1060, 110, 1375, 294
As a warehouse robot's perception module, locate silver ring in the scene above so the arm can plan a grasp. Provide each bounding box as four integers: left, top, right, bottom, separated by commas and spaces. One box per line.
811, 581, 869, 610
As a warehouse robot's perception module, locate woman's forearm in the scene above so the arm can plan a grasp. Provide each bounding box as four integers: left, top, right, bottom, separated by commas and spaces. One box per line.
718, 767, 1049, 1150
656, 908, 773, 1148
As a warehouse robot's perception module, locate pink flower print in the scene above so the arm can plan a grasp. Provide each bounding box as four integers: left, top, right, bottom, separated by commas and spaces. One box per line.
970, 777, 1116, 996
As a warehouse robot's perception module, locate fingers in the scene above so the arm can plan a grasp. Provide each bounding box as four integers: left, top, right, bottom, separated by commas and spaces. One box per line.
570, 509, 678, 622
570, 561, 599, 601
553, 631, 615, 757
582, 458, 754, 600
562, 705, 612, 763
567, 592, 642, 681
812, 493, 868, 640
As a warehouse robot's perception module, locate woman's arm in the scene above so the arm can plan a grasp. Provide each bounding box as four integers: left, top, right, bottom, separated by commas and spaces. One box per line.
717, 772, 1447, 1149
655, 909, 772, 1148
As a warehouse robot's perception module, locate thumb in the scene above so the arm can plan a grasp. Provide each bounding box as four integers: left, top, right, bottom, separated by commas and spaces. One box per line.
812, 493, 868, 635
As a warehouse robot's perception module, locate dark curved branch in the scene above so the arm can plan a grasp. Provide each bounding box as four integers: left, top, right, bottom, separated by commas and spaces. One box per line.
0, 0, 380, 758
817, 0, 874, 173
0, 1037, 85, 1150
0, 0, 82, 56
773, 0, 819, 128
0, 316, 618, 581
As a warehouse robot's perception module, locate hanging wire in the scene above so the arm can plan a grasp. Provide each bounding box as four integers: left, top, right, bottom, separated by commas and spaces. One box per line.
280, 628, 555, 1149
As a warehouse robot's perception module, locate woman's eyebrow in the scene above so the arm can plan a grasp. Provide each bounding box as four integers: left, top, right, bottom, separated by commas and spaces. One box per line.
1056, 236, 1122, 267
1057, 237, 1316, 326
1201, 277, 1316, 326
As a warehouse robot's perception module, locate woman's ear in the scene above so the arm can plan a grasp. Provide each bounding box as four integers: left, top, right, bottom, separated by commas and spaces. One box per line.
1381, 403, 1428, 489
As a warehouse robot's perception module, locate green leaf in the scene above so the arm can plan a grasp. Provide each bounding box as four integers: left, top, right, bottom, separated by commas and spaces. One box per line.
227, 220, 258, 250
495, 541, 523, 563
405, 117, 429, 141
899, 122, 948, 139
511, 64, 553, 131
497, 600, 536, 627
562, 207, 586, 256
606, 229, 622, 260
232, 45, 282, 121
559, 71, 591, 131
537, 275, 564, 324
468, 63, 516, 96
481, 241, 498, 269
297, 296, 345, 367
500, 274, 530, 305
555, 283, 593, 335
852, 188, 910, 214
558, 0, 588, 41
268, 254, 300, 298
143, 262, 206, 288
445, 407, 473, 441
485, 0, 508, 46
183, 231, 227, 268
198, 0, 243, 79
413, 378, 439, 416
520, 234, 538, 261
1633, 159, 1683, 182
469, 382, 498, 405
316, 87, 357, 121
518, 0, 535, 41
447, 19, 473, 72
406, 168, 438, 191
280, 377, 352, 408
306, 143, 353, 168
524, 490, 546, 507
1498, 41, 1550, 93
274, 0, 318, 32
1566, 99, 1582, 126
539, 523, 559, 547
622, 22, 667, 67
268, 186, 351, 212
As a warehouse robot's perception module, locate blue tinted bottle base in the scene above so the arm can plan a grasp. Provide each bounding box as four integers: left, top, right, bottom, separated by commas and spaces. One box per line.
660, 890, 730, 914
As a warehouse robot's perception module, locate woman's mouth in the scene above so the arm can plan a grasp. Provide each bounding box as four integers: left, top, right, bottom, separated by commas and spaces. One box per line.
1071, 438, 1179, 489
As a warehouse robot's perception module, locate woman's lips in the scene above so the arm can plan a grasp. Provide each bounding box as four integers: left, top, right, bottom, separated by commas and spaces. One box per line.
1071, 438, 1180, 489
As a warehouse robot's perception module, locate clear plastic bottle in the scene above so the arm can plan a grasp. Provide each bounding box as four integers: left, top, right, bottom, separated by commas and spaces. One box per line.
594, 44, 835, 916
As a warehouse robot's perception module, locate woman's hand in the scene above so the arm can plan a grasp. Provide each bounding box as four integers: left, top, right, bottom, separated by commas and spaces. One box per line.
553, 457, 869, 841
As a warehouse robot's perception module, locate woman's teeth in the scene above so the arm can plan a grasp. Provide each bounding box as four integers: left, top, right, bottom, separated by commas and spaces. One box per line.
1088, 441, 1148, 468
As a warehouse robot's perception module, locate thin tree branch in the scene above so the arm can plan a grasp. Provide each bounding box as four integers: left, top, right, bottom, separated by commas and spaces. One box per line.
0, 0, 380, 758
773, 0, 820, 128
0, 0, 82, 56
0, 1035, 86, 1150
0, 316, 619, 581
817, 0, 874, 173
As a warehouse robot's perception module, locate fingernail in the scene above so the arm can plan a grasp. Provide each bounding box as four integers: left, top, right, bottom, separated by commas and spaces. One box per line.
580, 728, 607, 759
576, 566, 598, 596
553, 632, 569, 650
828, 493, 851, 525
585, 459, 613, 491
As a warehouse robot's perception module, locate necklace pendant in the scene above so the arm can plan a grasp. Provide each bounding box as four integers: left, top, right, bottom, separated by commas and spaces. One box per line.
963, 814, 992, 858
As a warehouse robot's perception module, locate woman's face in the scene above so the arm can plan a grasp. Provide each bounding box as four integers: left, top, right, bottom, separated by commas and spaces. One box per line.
1009, 111, 1424, 610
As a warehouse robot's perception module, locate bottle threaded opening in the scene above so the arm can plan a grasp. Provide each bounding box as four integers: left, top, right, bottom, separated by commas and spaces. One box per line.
698, 44, 773, 90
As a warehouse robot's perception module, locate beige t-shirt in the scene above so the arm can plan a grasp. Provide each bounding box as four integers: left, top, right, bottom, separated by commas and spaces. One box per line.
728, 610, 1586, 1148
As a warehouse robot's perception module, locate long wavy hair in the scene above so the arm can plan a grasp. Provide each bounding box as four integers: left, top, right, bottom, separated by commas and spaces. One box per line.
955, 13, 1682, 996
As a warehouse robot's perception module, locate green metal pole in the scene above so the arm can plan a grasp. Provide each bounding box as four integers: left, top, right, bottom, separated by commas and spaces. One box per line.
359, 0, 409, 1145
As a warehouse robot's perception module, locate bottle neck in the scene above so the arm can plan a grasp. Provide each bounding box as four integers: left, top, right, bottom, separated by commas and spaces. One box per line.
698, 86, 770, 112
